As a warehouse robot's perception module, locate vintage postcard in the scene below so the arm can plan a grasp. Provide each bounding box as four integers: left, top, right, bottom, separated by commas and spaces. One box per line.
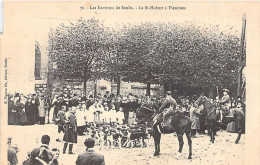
1, 1, 260, 165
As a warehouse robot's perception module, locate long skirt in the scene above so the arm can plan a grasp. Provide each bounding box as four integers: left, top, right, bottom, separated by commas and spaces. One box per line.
8, 112, 16, 125
26, 113, 35, 125
19, 111, 28, 124
226, 121, 236, 133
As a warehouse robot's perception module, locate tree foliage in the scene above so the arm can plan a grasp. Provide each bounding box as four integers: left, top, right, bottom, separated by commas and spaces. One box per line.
48, 18, 243, 94
49, 18, 107, 81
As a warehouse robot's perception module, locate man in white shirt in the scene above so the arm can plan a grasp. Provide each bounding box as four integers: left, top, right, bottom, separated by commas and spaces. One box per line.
76, 106, 87, 135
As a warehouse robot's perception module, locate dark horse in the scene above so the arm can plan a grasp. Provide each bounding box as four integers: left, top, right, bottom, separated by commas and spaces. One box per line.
136, 103, 192, 159
222, 104, 245, 144
197, 95, 245, 144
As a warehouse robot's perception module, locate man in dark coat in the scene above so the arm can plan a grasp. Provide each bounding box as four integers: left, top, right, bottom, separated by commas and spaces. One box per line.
25, 98, 35, 125
86, 95, 94, 110
14, 98, 27, 125
52, 95, 66, 122
114, 95, 122, 112
155, 91, 178, 127
76, 137, 105, 165
27, 135, 52, 165
8, 96, 15, 125
68, 94, 79, 108
32, 94, 40, 124
63, 106, 77, 154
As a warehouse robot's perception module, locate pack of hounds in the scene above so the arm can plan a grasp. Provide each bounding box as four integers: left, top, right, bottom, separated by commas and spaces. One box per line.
85, 123, 153, 150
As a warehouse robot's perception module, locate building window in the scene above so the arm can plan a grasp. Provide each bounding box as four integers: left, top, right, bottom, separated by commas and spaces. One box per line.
35, 43, 41, 80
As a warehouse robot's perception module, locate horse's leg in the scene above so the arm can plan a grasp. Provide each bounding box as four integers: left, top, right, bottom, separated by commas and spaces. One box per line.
158, 133, 161, 153
211, 124, 215, 143
186, 130, 192, 159
153, 132, 159, 156
235, 129, 242, 144
235, 120, 243, 144
207, 125, 212, 142
177, 133, 184, 153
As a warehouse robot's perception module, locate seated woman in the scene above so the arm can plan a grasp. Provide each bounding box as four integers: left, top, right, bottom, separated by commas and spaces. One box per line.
226, 101, 244, 133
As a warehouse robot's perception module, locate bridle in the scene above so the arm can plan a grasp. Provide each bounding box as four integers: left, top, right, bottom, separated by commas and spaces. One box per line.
137, 106, 156, 123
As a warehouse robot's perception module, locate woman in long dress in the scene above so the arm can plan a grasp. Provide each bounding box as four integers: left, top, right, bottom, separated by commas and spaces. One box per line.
226, 108, 236, 133
17, 96, 27, 126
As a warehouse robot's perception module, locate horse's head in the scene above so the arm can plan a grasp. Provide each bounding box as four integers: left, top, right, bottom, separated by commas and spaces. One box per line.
198, 96, 213, 108
135, 105, 155, 126
198, 96, 207, 105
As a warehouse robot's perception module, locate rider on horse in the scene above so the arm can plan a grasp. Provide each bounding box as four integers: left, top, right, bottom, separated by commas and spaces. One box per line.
219, 89, 231, 121
154, 91, 178, 128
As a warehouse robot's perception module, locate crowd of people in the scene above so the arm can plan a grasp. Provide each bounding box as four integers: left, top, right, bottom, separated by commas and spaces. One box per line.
7, 89, 245, 165
7, 89, 245, 133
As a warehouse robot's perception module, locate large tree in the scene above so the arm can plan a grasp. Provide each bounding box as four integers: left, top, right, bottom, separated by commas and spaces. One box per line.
48, 18, 108, 95
49, 18, 242, 97
116, 21, 241, 95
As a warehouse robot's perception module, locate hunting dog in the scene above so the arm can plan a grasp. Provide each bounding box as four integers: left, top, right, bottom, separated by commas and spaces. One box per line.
122, 127, 149, 148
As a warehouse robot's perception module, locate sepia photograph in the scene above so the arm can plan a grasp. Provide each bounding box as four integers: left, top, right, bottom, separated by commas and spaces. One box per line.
1, 1, 260, 165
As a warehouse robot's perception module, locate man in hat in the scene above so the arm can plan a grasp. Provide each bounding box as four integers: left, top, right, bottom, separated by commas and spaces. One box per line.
155, 91, 178, 128
63, 106, 77, 154
56, 105, 68, 142
28, 135, 52, 165
8, 137, 18, 165
86, 95, 94, 110
76, 137, 105, 165
68, 94, 79, 108
52, 94, 66, 122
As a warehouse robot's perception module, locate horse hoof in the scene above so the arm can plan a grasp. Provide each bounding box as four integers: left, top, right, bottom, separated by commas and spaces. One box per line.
188, 156, 192, 159
235, 141, 238, 144
154, 152, 159, 156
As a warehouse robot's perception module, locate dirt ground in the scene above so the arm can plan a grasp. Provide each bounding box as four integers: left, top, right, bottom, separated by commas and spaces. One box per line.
6, 124, 245, 165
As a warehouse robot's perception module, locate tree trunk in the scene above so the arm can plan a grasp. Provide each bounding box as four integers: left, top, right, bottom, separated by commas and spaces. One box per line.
94, 80, 97, 99
117, 77, 121, 96
83, 78, 87, 96
146, 82, 151, 96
